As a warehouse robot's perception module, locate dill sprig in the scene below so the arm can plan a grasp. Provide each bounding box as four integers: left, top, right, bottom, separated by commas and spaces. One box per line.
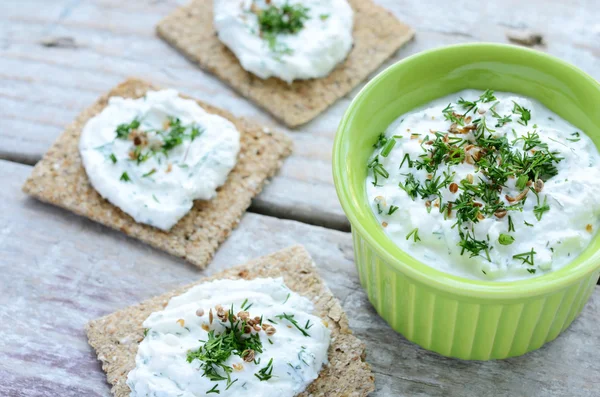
531, 189, 550, 221
255, 358, 275, 381
113, 116, 204, 171
513, 248, 536, 267
275, 313, 310, 337
258, 3, 310, 35
512, 101, 531, 126
368, 156, 389, 187
115, 118, 140, 139
186, 306, 265, 390
120, 172, 131, 182
406, 228, 421, 242
257, 3, 310, 56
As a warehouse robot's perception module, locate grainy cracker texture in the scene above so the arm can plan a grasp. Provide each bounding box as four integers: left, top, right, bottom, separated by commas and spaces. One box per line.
157, 0, 414, 127
22, 78, 292, 269
86, 245, 375, 396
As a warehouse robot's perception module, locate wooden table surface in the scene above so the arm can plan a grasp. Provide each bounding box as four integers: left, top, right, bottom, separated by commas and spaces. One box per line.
1, 1, 599, 396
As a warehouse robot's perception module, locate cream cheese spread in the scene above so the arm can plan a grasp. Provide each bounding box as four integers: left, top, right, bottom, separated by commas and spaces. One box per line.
214, 0, 354, 83
127, 278, 331, 396
79, 89, 240, 231
366, 89, 600, 281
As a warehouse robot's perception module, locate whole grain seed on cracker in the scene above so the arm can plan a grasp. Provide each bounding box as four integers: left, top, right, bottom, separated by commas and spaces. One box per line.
22, 78, 292, 269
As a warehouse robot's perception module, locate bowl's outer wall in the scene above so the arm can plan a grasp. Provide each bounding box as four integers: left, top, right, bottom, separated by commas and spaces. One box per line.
353, 228, 600, 360
334, 44, 600, 359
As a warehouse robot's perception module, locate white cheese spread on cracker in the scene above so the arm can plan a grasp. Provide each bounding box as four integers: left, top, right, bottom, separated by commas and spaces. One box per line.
213, 0, 354, 83
79, 89, 240, 231
366, 89, 600, 281
127, 277, 331, 396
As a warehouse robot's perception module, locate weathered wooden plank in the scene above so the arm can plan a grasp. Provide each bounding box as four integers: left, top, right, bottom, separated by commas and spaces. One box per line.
2, 0, 599, 229
1, 159, 599, 396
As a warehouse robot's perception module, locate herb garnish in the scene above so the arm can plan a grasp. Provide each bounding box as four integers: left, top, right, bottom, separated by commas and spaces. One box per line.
142, 169, 157, 178
186, 306, 265, 390
257, 3, 310, 56
120, 172, 131, 182
112, 116, 204, 177
275, 313, 310, 337
512, 101, 531, 126
368, 157, 389, 187
116, 118, 140, 139
532, 191, 550, 221
255, 358, 275, 381
566, 132, 581, 142
369, 90, 564, 264
513, 248, 536, 267
406, 228, 421, 242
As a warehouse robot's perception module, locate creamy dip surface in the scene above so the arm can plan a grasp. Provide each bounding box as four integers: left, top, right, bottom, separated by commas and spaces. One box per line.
127, 278, 331, 396
214, 0, 354, 83
366, 90, 600, 281
79, 89, 240, 231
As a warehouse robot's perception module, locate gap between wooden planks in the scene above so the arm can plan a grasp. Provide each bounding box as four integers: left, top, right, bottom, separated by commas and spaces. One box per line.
1, 158, 600, 396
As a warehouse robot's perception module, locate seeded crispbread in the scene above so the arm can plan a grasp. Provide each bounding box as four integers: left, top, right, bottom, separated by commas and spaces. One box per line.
156, 0, 414, 128
86, 245, 375, 396
22, 78, 292, 269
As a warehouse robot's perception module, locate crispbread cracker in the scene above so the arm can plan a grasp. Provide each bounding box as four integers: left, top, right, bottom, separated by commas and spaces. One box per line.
156, 0, 414, 127
22, 78, 292, 269
86, 245, 375, 396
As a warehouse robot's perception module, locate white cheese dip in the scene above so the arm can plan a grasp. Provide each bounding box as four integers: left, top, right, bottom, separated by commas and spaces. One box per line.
127, 278, 331, 397
214, 0, 354, 83
79, 90, 240, 231
366, 90, 600, 281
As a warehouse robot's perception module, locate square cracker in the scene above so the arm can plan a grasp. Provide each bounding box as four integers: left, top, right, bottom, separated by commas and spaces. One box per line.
22, 78, 292, 269
157, 0, 415, 127
86, 245, 375, 396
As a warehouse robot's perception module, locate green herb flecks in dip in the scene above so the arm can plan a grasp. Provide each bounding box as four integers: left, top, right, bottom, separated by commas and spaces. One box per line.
366, 89, 600, 281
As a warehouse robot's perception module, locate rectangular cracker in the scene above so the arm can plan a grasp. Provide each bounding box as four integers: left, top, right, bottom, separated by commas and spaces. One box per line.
86, 245, 375, 396
22, 78, 292, 269
157, 0, 414, 127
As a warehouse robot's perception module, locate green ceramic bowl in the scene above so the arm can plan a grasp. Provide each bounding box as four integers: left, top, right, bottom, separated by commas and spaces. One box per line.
333, 43, 600, 360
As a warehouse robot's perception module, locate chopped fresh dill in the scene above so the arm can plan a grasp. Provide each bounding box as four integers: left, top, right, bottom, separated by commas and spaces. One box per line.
142, 168, 157, 178
120, 172, 131, 182
566, 132, 581, 142
275, 313, 310, 337
532, 191, 550, 221
406, 228, 421, 242
257, 3, 310, 56
513, 248, 536, 267
512, 101, 531, 126
187, 306, 264, 389
255, 358, 275, 381
508, 215, 515, 232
